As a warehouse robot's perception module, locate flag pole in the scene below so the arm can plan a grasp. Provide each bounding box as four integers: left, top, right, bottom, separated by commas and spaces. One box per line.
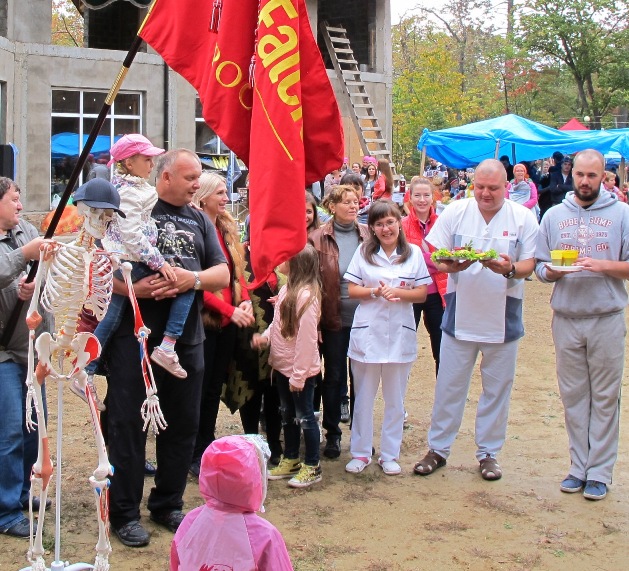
0, 0, 161, 350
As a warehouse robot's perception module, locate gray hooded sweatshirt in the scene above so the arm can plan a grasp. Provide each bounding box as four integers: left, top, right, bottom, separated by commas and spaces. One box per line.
535, 189, 629, 318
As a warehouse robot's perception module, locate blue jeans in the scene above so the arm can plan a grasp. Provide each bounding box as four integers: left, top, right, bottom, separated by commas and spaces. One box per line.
0, 361, 46, 529
86, 262, 195, 374
274, 371, 320, 466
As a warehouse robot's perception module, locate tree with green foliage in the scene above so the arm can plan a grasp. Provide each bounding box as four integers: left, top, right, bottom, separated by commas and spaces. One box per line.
392, 18, 468, 174
519, 0, 629, 129
52, 0, 84, 47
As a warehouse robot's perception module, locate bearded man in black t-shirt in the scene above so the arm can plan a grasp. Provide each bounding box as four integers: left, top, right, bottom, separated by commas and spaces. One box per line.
105, 149, 228, 547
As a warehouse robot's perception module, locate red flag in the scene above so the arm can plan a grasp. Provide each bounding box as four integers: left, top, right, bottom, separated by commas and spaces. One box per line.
140, 0, 344, 285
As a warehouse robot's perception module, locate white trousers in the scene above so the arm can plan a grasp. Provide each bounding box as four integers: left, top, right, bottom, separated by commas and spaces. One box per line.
428, 333, 519, 461
552, 313, 625, 484
349, 360, 413, 462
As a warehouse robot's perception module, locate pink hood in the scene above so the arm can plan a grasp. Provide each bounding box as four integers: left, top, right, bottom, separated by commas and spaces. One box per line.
200, 435, 268, 513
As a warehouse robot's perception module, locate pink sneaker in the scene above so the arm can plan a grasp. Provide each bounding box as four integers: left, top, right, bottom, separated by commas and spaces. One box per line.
150, 347, 187, 379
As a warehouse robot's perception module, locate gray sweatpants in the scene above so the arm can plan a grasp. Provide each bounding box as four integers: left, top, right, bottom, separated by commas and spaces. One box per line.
428, 333, 520, 461
552, 312, 626, 484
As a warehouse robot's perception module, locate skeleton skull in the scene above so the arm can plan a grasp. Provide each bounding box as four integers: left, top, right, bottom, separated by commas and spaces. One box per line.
77, 202, 114, 239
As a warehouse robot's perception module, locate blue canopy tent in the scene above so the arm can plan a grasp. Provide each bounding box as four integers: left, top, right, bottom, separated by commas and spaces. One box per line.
51, 132, 119, 158
416, 114, 622, 169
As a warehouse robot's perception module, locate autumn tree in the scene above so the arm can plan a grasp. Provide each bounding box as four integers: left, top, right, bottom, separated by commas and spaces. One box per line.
392, 18, 468, 174
519, 0, 629, 129
52, 0, 84, 47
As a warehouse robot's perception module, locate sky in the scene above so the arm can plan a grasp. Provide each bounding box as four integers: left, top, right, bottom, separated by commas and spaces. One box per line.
390, 0, 420, 24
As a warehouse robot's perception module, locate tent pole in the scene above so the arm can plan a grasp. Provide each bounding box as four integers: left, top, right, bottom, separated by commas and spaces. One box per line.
419, 146, 426, 174
511, 143, 516, 166
494, 139, 500, 159
620, 158, 626, 189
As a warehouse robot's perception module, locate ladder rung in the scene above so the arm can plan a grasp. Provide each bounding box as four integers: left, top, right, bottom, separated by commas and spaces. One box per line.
338, 59, 358, 65
326, 26, 347, 33
346, 81, 364, 86
353, 104, 373, 108
334, 48, 353, 54
357, 115, 376, 120
365, 138, 387, 144
369, 150, 391, 155
331, 37, 350, 44
349, 92, 369, 97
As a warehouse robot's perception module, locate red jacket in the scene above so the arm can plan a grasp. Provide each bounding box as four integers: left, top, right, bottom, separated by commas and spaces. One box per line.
372, 174, 391, 201
401, 207, 447, 306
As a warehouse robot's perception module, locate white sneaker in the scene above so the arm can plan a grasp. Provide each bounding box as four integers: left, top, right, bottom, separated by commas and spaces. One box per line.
345, 457, 372, 474
378, 458, 401, 475
70, 375, 106, 412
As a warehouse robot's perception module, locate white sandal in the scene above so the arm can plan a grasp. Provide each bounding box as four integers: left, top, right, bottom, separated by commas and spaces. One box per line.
378, 458, 401, 475
345, 457, 372, 474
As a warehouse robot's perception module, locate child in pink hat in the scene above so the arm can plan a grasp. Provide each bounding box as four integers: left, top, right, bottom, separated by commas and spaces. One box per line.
72, 134, 191, 408
170, 435, 293, 571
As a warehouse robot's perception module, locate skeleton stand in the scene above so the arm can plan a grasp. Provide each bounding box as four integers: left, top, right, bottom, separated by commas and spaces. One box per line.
20, 377, 94, 571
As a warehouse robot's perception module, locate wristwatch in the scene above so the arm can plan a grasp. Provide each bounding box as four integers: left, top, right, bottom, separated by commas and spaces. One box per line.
192, 271, 201, 290
503, 264, 516, 279
370, 288, 377, 298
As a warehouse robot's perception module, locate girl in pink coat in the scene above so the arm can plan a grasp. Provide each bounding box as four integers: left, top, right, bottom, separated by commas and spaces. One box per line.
170, 435, 293, 571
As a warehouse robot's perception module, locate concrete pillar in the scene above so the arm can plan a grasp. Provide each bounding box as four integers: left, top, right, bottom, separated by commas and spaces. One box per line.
8, 0, 51, 44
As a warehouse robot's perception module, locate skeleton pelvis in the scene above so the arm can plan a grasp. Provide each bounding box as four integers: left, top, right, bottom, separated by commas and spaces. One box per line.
35, 331, 102, 380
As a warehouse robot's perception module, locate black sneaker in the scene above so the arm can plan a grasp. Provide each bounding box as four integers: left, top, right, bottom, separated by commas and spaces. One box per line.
340, 402, 350, 423
323, 436, 341, 459
189, 457, 201, 478
21, 496, 52, 511
112, 520, 150, 547
150, 510, 185, 532
1, 518, 34, 538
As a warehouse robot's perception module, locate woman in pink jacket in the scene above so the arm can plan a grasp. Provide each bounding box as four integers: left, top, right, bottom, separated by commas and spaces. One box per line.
170, 435, 293, 571
252, 244, 322, 488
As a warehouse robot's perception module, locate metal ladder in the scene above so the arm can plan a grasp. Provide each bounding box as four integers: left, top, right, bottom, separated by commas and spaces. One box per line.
319, 21, 392, 164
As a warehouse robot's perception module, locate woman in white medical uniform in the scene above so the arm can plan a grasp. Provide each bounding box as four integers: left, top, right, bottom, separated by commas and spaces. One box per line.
343, 200, 432, 475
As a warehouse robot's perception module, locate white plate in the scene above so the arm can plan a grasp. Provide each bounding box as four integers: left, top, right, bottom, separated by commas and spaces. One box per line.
546, 264, 582, 273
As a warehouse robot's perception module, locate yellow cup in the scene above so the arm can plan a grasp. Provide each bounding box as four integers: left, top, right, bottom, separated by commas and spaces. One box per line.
562, 250, 578, 266
550, 250, 564, 266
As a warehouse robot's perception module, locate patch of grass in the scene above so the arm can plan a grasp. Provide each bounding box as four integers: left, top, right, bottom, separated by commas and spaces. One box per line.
426, 520, 470, 533
468, 546, 493, 559
509, 551, 542, 568
553, 550, 565, 557
365, 561, 402, 571
469, 491, 526, 517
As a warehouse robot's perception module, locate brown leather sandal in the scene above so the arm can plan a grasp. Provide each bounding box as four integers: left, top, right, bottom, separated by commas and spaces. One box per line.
479, 455, 502, 481
413, 450, 446, 476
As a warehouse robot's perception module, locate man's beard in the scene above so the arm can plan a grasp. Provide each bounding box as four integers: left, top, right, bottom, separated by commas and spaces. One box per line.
573, 185, 600, 203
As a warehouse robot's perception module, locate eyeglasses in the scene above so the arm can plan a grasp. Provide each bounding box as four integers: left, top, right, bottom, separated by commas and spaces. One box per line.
373, 220, 398, 230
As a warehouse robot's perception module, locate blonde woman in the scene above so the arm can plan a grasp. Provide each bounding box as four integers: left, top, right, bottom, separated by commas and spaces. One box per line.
189, 172, 255, 477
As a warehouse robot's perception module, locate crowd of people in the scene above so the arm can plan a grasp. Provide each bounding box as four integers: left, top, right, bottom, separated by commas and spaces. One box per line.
1, 141, 628, 570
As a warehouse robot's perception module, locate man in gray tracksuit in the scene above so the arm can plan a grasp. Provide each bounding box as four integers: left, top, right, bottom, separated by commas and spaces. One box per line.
535, 149, 629, 501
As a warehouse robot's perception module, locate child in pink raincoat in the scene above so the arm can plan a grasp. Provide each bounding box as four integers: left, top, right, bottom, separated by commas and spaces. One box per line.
170, 435, 293, 571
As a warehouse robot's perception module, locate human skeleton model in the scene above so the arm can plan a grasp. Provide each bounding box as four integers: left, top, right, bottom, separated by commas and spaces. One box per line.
23, 201, 167, 571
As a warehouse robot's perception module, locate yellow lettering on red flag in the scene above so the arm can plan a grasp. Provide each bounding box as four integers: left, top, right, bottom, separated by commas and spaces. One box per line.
258, 0, 297, 27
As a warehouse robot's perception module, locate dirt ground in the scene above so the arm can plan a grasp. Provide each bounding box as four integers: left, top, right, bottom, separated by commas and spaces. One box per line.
2, 279, 628, 571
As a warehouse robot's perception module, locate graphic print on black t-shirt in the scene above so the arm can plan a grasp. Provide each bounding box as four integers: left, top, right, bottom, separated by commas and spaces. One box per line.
156, 220, 196, 267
